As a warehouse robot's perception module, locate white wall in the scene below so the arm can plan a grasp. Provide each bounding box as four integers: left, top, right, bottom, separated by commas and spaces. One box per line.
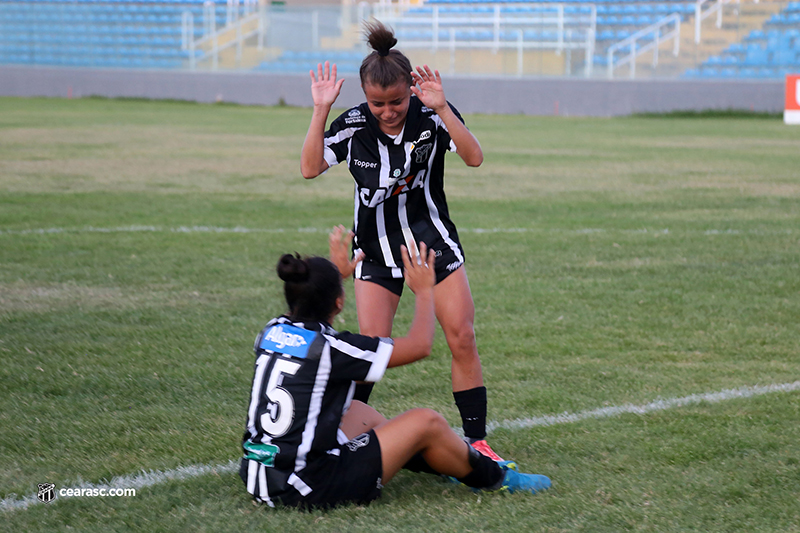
0, 66, 784, 116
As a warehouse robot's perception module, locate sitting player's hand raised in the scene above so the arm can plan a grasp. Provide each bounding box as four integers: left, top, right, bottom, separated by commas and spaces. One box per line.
400, 242, 436, 295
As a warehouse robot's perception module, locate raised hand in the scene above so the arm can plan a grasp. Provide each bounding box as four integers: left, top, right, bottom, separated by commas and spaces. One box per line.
329, 224, 364, 278
310, 61, 344, 108
410, 65, 446, 113
400, 241, 436, 294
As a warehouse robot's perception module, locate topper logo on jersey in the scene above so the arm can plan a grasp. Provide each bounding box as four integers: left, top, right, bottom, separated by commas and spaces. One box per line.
260, 324, 316, 358
353, 159, 378, 169
359, 170, 427, 207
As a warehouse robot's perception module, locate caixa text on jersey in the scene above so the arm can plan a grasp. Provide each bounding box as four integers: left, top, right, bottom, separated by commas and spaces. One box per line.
359, 170, 427, 208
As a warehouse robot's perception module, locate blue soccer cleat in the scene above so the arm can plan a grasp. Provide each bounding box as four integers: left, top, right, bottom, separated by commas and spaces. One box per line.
495, 468, 552, 494
497, 459, 518, 471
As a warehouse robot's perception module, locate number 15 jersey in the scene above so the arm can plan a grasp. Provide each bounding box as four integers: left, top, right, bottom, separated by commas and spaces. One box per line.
241, 316, 393, 505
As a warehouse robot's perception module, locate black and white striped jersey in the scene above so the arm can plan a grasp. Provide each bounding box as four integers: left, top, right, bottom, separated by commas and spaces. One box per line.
323, 96, 466, 276
241, 316, 393, 506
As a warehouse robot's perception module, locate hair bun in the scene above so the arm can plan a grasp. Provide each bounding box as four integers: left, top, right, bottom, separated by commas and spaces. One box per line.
364, 20, 397, 57
277, 253, 310, 283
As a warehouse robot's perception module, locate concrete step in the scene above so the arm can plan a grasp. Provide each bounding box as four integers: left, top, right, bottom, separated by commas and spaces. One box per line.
194, 12, 264, 69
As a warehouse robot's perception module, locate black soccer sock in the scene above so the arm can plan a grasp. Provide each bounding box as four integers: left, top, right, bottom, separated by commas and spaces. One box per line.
453, 386, 487, 441
403, 453, 438, 475
456, 443, 504, 490
353, 382, 375, 404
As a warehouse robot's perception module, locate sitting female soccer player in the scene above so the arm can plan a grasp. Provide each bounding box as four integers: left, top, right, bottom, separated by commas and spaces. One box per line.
240, 239, 550, 508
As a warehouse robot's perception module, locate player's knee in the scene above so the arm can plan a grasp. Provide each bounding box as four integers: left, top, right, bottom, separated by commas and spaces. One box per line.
425, 409, 451, 436
445, 321, 477, 356
409, 408, 448, 434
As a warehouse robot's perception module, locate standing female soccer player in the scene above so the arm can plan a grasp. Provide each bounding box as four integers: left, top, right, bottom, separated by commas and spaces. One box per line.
239, 239, 550, 508
300, 20, 503, 461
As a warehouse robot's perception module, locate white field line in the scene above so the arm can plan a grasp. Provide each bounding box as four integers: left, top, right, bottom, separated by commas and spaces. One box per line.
2, 381, 799, 514
487, 381, 800, 433
0, 225, 794, 236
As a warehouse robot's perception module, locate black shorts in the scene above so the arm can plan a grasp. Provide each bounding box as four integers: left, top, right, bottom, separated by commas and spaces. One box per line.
274, 430, 384, 510
355, 247, 464, 296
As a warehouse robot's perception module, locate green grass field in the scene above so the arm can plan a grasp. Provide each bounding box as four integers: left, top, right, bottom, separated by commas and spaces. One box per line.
1, 96, 799, 532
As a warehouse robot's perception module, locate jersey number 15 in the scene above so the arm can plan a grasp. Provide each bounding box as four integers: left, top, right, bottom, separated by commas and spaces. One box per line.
261, 358, 301, 438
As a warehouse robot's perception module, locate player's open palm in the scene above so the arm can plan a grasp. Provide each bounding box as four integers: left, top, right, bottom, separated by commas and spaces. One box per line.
329, 224, 364, 278
310, 61, 344, 107
410, 65, 446, 113
401, 242, 436, 294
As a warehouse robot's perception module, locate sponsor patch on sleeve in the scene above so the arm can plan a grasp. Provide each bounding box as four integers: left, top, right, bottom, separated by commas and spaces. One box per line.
259, 324, 316, 359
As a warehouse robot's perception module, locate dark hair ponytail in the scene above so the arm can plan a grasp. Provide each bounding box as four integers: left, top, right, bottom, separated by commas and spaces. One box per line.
277, 253, 342, 323
360, 20, 413, 88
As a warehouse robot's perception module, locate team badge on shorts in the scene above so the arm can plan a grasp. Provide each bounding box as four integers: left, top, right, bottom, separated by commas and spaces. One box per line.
346, 433, 370, 452
37, 483, 56, 503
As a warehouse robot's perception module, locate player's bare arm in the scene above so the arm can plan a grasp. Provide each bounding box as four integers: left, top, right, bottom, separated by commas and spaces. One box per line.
388, 242, 436, 368
410, 65, 483, 167
301, 61, 343, 179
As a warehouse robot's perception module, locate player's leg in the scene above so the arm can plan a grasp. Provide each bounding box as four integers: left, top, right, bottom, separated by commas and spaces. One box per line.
342, 400, 439, 475
354, 278, 401, 337
433, 266, 509, 462
353, 277, 401, 403
340, 400, 388, 439
372, 408, 550, 494
372, 408, 498, 487
434, 266, 483, 391
433, 267, 489, 434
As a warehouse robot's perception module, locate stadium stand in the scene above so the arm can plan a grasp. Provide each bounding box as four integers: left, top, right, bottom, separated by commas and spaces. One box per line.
0, 0, 219, 69
1, 0, 795, 79
685, 2, 800, 78
255, 49, 363, 73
